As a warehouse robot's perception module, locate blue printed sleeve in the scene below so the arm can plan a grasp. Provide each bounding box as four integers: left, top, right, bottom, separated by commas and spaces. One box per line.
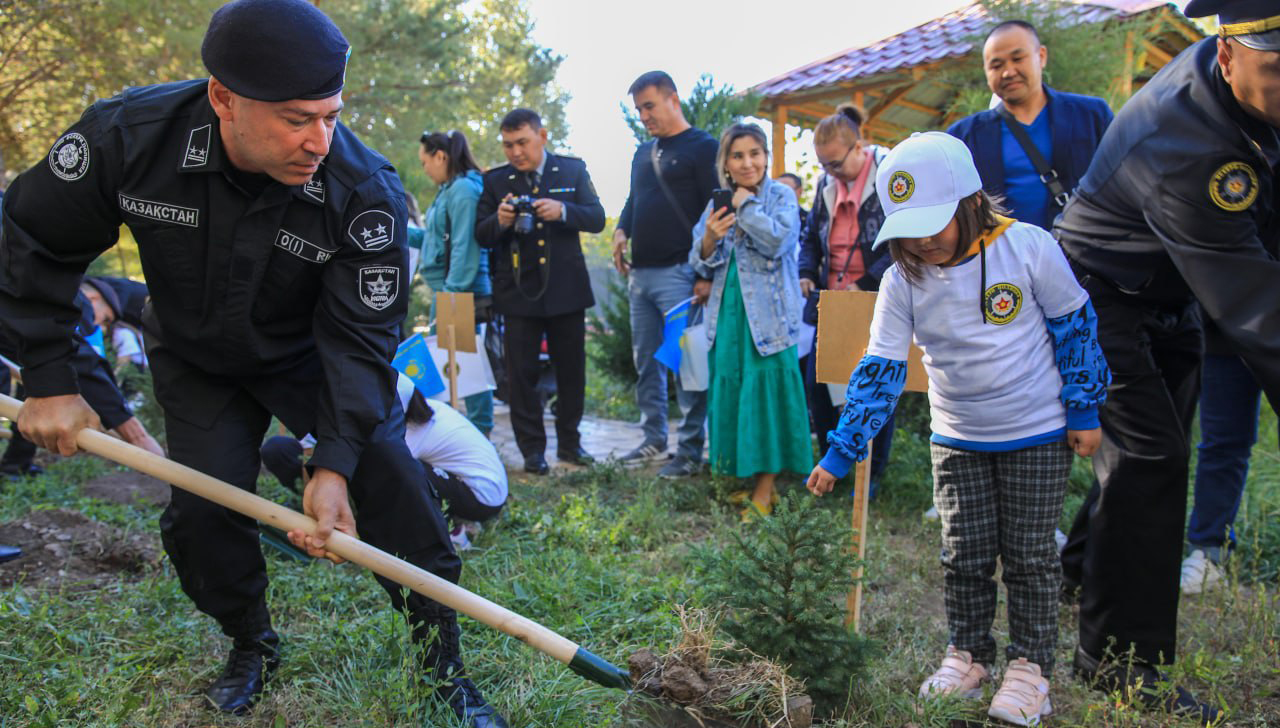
1045, 300, 1110, 431
818, 355, 907, 478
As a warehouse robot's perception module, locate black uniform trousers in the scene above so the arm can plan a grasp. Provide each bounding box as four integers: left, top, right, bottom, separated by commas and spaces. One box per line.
1068, 270, 1202, 666
503, 311, 585, 458
149, 344, 460, 632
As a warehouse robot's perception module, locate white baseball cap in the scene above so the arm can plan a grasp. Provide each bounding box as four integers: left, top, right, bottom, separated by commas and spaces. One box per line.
872, 131, 983, 249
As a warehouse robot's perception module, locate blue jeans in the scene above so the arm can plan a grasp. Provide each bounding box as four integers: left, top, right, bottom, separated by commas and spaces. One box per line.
1187, 353, 1260, 555
628, 264, 707, 461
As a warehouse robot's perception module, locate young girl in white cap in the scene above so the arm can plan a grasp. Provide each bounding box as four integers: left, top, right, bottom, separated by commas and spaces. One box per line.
806, 131, 1109, 725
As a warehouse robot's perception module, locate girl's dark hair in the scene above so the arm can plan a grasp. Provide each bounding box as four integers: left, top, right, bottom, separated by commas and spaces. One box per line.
888, 190, 1006, 284
814, 103, 864, 146
419, 129, 483, 181
405, 388, 435, 426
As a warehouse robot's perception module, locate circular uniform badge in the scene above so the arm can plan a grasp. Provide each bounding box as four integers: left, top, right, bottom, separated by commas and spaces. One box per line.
983, 282, 1022, 325
888, 170, 915, 204
48, 132, 91, 181
1208, 161, 1257, 212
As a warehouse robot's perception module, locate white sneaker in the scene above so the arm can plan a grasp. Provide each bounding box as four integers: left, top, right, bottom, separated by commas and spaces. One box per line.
988, 658, 1052, 726
449, 525, 472, 551
1181, 549, 1224, 595
919, 645, 989, 699
923, 505, 940, 521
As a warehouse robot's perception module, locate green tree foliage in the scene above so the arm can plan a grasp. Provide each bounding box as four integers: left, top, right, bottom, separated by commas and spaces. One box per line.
940, 0, 1140, 121
698, 493, 874, 711
586, 274, 636, 386
622, 73, 760, 146
0, 0, 566, 202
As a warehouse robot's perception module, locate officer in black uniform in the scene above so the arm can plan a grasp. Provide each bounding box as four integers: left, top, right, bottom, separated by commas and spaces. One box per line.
475, 109, 606, 475
0, 1, 505, 725
1054, 0, 1279, 721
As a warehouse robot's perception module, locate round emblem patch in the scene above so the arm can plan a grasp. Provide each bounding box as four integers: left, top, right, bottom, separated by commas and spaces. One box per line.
1209, 161, 1257, 212
888, 170, 915, 204
48, 132, 90, 181
983, 282, 1022, 325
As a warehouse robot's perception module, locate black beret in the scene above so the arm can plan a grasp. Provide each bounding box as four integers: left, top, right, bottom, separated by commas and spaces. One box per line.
202, 0, 350, 102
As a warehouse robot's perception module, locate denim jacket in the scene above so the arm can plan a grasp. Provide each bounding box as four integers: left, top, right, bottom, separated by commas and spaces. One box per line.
689, 177, 801, 357
422, 169, 490, 295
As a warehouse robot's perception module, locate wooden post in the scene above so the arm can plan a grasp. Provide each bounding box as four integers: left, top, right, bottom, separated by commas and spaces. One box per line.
854, 90, 865, 111
844, 442, 873, 631
1120, 31, 1135, 99
772, 107, 787, 179
446, 323, 460, 410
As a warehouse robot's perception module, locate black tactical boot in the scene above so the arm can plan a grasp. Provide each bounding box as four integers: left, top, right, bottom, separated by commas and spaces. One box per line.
1073, 645, 1221, 724
206, 602, 280, 715
415, 606, 509, 728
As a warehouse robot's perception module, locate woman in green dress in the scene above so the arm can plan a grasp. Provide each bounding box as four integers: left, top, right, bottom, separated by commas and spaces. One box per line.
690, 123, 812, 518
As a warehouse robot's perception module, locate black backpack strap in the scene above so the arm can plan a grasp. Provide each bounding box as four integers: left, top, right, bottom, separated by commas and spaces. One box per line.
649, 140, 694, 232
995, 103, 1070, 209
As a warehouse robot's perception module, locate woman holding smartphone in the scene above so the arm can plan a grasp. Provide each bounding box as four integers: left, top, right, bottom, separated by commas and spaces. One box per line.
690, 122, 811, 519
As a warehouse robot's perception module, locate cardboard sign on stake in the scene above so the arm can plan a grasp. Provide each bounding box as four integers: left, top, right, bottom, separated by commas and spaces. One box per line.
815, 290, 928, 392
435, 292, 477, 353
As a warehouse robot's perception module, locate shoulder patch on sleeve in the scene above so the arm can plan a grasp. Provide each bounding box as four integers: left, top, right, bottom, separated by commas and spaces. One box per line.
359, 266, 399, 310
1208, 161, 1258, 212
48, 133, 91, 181
347, 209, 395, 251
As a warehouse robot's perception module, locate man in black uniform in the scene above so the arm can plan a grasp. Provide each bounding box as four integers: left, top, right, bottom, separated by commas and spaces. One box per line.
475, 109, 606, 475
0, 1, 505, 725
1054, 0, 1279, 721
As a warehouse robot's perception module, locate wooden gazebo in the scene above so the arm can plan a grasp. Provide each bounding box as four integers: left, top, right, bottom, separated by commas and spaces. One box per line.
753, 0, 1204, 177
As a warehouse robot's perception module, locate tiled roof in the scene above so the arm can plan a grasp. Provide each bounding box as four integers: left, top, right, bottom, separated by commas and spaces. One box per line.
753, 0, 1173, 98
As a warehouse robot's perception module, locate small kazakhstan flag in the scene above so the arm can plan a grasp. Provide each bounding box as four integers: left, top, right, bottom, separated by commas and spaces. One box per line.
653, 297, 693, 372
393, 333, 446, 397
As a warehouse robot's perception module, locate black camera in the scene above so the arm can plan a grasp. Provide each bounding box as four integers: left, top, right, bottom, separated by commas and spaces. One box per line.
510, 195, 536, 235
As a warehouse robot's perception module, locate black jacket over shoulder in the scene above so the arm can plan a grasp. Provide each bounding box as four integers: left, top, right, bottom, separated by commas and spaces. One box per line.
474, 153, 605, 317
0, 79, 410, 479
1056, 38, 1280, 405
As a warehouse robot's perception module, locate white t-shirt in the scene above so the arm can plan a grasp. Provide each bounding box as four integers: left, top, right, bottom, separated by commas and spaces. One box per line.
867, 221, 1087, 443
112, 324, 147, 366
404, 400, 508, 507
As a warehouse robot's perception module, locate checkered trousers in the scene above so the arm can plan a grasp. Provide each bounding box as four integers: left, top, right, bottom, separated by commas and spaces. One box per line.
930, 440, 1073, 672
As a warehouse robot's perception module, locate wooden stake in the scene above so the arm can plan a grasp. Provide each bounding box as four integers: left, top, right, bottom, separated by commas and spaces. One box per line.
844, 441, 873, 632
0, 393, 629, 689
446, 323, 460, 410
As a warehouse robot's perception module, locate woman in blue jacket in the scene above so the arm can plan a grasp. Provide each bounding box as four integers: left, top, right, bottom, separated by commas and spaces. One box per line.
691, 123, 811, 519
418, 130, 493, 435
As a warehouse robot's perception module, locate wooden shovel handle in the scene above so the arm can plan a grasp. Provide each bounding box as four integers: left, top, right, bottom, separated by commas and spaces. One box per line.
0, 395, 580, 662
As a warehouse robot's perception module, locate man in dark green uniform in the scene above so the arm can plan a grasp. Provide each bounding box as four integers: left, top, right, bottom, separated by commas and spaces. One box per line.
1055, 0, 1279, 721
0, 1, 505, 725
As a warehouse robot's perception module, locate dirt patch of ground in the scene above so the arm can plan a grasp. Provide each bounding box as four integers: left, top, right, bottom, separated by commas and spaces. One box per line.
79, 471, 171, 507
0, 508, 161, 589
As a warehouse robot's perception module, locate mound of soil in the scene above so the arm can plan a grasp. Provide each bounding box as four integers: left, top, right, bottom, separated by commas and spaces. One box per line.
628, 648, 813, 728
0, 508, 161, 589
79, 471, 170, 507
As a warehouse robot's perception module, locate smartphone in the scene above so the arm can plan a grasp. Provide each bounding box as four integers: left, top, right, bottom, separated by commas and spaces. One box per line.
711, 188, 735, 214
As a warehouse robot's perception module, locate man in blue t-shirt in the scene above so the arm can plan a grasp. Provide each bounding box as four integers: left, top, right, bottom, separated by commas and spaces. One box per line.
947, 20, 1113, 230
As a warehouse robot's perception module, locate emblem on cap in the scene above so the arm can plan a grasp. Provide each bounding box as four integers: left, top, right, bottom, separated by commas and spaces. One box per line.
983, 282, 1022, 325
359, 266, 399, 310
888, 170, 915, 204
1209, 161, 1257, 212
347, 209, 395, 251
48, 133, 90, 181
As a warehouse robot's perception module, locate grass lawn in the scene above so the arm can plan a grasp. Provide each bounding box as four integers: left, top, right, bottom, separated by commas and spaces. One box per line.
1, 402, 1277, 727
